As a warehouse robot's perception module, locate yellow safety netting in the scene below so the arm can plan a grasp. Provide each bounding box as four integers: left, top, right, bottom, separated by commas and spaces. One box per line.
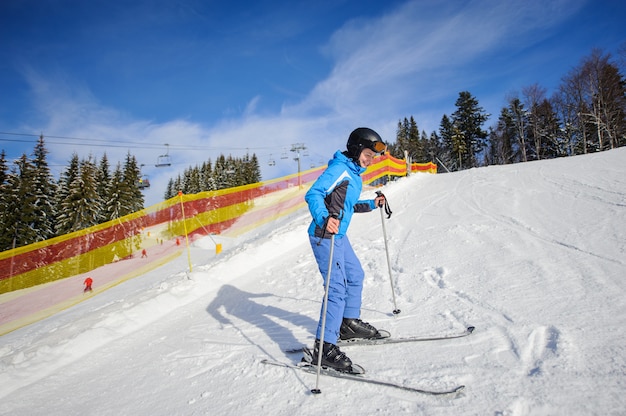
0, 156, 435, 294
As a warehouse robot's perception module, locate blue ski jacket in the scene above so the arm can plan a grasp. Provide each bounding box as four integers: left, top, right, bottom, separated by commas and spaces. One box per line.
305, 150, 377, 239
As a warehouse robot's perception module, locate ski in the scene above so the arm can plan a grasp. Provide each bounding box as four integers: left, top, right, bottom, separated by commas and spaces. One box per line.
260, 357, 465, 396
284, 326, 475, 354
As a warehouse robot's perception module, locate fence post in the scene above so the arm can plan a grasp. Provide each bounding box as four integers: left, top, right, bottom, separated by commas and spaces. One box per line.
178, 191, 193, 272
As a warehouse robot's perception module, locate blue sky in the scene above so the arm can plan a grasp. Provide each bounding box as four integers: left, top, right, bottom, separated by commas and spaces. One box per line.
1, 0, 624, 205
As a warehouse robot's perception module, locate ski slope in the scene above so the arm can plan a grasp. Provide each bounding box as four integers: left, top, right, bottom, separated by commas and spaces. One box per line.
1, 148, 625, 415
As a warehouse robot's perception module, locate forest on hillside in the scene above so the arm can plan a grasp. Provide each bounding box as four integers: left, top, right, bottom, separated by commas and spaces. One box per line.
0, 137, 262, 252
388, 48, 625, 172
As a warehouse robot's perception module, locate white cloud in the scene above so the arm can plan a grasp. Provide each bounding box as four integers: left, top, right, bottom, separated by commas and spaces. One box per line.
14, 0, 591, 206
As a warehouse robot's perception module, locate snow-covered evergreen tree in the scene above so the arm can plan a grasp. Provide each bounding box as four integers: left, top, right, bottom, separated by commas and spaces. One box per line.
213, 155, 231, 189
163, 177, 176, 200
2, 155, 38, 249
182, 166, 201, 194
0, 150, 7, 187
96, 153, 112, 211
30, 135, 57, 241
56, 156, 102, 233
55, 153, 80, 235
200, 160, 214, 192
162, 152, 261, 200
243, 153, 261, 185
103, 163, 125, 220
121, 152, 144, 215
0, 150, 8, 249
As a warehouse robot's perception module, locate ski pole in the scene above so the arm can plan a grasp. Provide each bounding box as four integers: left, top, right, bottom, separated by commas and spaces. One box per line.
311, 233, 335, 395
377, 192, 400, 315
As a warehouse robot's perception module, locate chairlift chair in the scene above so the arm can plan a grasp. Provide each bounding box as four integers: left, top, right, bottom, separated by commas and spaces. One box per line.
155, 154, 171, 167
137, 176, 150, 189
155, 143, 172, 167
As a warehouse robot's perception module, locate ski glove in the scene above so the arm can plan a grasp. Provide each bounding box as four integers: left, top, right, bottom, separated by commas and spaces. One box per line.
375, 191, 392, 219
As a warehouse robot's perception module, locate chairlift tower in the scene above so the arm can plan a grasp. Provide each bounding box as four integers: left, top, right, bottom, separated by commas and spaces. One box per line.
290, 143, 307, 188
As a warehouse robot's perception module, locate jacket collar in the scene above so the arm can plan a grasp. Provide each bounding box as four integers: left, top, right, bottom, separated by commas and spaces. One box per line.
333, 150, 366, 174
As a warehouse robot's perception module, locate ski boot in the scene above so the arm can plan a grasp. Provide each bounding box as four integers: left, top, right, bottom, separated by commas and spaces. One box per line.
312, 339, 353, 371
339, 318, 381, 340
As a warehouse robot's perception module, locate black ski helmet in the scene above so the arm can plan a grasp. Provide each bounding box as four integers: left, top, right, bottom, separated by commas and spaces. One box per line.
346, 127, 386, 160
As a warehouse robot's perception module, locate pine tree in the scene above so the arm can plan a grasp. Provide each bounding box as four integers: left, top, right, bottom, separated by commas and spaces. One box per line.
507, 98, 530, 162
213, 155, 230, 189
120, 153, 144, 253
246, 153, 261, 184
407, 117, 424, 161
391, 119, 409, 159
0, 150, 8, 249
96, 153, 112, 212
438, 114, 457, 171
31, 135, 57, 241
0, 150, 7, 187
391, 118, 433, 163
164, 177, 176, 200
104, 163, 125, 220
450, 123, 468, 169
451, 91, 489, 168
56, 156, 102, 233
163, 171, 184, 199
1, 167, 19, 251
120, 152, 144, 215
55, 153, 81, 235
488, 107, 517, 165
200, 160, 215, 191
229, 155, 245, 187
174, 175, 183, 193
2, 155, 38, 249
421, 130, 436, 163
101, 162, 137, 260
182, 166, 201, 194
532, 98, 563, 159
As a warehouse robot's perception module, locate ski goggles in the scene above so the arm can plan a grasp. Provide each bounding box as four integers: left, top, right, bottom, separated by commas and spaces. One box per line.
369, 141, 387, 154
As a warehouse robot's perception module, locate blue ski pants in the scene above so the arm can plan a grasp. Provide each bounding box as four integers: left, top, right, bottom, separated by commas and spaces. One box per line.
309, 234, 364, 345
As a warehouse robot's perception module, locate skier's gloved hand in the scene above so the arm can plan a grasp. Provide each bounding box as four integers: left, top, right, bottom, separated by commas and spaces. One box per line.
375, 191, 392, 219
374, 193, 385, 208
325, 214, 340, 234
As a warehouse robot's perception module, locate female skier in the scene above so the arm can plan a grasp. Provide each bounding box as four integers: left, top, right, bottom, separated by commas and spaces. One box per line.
305, 127, 387, 371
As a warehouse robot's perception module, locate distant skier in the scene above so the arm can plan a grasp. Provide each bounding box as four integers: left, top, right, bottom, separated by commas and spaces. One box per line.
305, 127, 387, 371
83, 277, 93, 293
141, 249, 147, 258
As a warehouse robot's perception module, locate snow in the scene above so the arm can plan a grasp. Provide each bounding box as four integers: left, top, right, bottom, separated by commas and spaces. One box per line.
1, 148, 625, 415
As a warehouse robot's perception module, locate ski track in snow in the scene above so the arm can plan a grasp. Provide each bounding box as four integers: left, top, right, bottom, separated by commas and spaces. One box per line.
0, 149, 625, 415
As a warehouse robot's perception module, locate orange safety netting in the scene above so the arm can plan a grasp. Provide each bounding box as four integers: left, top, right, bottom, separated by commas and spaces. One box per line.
0, 156, 435, 295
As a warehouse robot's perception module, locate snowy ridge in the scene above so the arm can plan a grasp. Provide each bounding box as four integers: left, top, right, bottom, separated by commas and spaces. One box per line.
0, 148, 625, 415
